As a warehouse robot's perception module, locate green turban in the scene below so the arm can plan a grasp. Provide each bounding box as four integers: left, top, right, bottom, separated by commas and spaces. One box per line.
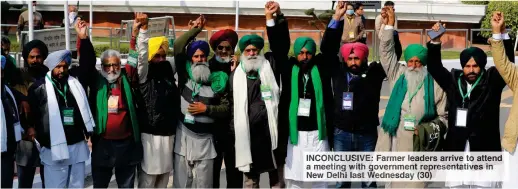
293, 37, 316, 55
404, 44, 428, 66
238, 34, 264, 52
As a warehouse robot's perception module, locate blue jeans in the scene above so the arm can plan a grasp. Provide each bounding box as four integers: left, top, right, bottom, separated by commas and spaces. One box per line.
334, 128, 378, 188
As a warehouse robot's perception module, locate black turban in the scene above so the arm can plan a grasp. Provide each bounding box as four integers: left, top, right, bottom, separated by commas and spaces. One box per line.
460, 47, 487, 68
22, 40, 48, 63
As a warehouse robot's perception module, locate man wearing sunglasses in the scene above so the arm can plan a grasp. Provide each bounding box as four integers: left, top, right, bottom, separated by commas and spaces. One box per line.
74, 20, 143, 188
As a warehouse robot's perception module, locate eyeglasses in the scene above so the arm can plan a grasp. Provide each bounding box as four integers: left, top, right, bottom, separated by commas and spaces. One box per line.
102, 63, 121, 69
217, 45, 232, 51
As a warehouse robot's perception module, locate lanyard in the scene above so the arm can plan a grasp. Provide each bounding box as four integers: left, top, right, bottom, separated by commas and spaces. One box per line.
240, 62, 259, 80
191, 81, 202, 100
303, 74, 309, 98
346, 72, 355, 92
407, 80, 425, 111
457, 72, 484, 106
346, 17, 354, 26
46, 75, 69, 107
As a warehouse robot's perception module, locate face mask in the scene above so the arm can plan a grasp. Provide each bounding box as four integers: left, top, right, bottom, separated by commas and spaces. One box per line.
69, 12, 78, 23
149, 61, 173, 79
32, 6, 36, 12
346, 10, 355, 15
28, 63, 48, 79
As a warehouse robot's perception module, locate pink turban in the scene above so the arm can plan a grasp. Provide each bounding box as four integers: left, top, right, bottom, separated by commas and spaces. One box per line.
340, 42, 369, 62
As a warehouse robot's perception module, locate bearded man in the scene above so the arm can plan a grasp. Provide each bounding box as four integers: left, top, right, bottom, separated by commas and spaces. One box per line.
133, 12, 180, 188
171, 15, 230, 188
375, 7, 448, 188
74, 20, 142, 188
28, 49, 94, 188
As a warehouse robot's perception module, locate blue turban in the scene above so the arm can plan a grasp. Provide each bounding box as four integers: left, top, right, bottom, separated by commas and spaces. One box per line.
1, 55, 5, 70
44, 50, 72, 70
187, 41, 210, 58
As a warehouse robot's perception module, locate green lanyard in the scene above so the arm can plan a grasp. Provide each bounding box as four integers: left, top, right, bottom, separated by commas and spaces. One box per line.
191, 81, 202, 100
303, 74, 309, 99
46, 75, 69, 107
407, 80, 425, 111
457, 72, 484, 107
240, 62, 259, 80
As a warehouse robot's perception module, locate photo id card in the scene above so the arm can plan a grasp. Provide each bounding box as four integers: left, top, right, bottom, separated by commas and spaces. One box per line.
342, 92, 353, 110
297, 98, 311, 117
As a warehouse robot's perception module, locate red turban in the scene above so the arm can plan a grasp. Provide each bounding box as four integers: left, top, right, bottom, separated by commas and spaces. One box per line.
209, 29, 238, 51
340, 42, 369, 62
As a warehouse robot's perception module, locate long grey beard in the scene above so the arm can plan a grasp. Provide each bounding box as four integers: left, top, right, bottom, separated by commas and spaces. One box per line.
191, 62, 211, 84
405, 67, 428, 93
100, 69, 121, 83
241, 54, 264, 73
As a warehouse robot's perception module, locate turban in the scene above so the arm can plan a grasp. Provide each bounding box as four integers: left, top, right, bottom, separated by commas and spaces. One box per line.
1, 55, 5, 70
22, 39, 48, 62
210, 29, 238, 51
238, 34, 264, 52
460, 47, 487, 68
404, 44, 428, 66
187, 40, 210, 58
293, 37, 316, 55
148, 36, 169, 61
44, 50, 71, 70
340, 42, 369, 61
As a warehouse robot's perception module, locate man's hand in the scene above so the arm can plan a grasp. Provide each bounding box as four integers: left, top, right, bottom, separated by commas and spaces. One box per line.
386, 6, 395, 26
231, 55, 239, 72
134, 12, 148, 33
188, 102, 207, 115
24, 127, 36, 141
333, 1, 346, 21
74, 20, 88, 39
265, 1, 277, 20
491, 11, 505, 34
430, 21, 446, 43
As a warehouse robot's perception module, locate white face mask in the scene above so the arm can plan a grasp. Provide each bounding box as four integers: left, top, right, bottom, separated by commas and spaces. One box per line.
32, 6, 36, 12
69, 12, 78, 23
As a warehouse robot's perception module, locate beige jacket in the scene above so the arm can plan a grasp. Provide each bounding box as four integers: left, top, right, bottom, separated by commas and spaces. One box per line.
491, 38, 518, 153
341, 15, 365, 43
376, 26, 448, 188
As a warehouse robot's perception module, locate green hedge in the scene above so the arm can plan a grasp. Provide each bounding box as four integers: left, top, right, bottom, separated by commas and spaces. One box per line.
461, 1, 489, 5
480, 1, 518, 39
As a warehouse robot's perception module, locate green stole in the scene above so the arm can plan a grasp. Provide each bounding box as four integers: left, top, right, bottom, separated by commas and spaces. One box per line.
288, 65, 326, 145
95, 72, 140, 141
186, 61, 228, 94
381, 73, 436, 136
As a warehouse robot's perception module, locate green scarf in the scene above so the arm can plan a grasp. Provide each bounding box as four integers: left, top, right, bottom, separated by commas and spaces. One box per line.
95, 72, 140, 141
186, 61, 228, 94
289, 65, 326, 145
381, 73, 436, 136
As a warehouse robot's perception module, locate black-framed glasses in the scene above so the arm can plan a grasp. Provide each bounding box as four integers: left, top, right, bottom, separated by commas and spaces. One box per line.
102, 63, 121, 69
217, 45, 232, 51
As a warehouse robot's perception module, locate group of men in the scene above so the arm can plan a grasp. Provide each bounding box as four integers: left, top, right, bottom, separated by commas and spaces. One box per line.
1, 1, 518, 189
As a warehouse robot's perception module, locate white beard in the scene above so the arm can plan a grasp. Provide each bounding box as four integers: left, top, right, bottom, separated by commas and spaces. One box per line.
405, 67, 428, 93
191, 62, 211, 84
215, 55, 231, 63
241, 54, 264, 73
100, 69, 121, 83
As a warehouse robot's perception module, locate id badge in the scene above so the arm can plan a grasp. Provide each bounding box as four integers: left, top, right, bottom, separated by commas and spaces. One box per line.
128, 50, 139, 67
184, 112, 195, 124
260, 85, 272, 100
108, 95, 119, 114
456, 108, 468, 127
14, 122, 22, 141
403, 114, 416, 131
342, 92, 353, 110
297, 98, 311, 117
63, 108, 74, 126
349, 31, 355, 39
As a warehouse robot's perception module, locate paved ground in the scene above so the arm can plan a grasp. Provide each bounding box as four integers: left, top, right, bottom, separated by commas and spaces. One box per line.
12, 58, 516, 188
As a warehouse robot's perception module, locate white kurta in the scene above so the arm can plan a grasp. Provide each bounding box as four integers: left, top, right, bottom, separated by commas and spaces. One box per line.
140, 133, 175, 175
39, 140, 90, 166
284, 130, 329, 181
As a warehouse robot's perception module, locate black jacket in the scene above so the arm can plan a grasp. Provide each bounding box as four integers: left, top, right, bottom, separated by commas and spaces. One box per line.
427, 39, 515, 152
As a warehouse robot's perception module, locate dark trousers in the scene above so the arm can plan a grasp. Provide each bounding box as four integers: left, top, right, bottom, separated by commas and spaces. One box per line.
17, 164, 45, 188
1, 152, 14, 188
334, 128, 377, 188
216, 133, 244, 188
92, 164, 137, 188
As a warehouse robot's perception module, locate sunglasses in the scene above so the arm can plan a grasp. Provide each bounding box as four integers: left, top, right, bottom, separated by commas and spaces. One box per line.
217, 45, 232, 51
102, 63, 121, 68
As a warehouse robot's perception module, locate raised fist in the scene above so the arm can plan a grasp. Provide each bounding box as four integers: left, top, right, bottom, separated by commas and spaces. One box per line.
74, 19, 88, 39
334, 1, 346, 20
134, 12, 148, 33
430, 21, 446, 42
491, 11, 505, 34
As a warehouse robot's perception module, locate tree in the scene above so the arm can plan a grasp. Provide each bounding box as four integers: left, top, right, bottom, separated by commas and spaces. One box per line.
304, 1, 335, 30
480, 1, 517, 39
461, 1, 489, 5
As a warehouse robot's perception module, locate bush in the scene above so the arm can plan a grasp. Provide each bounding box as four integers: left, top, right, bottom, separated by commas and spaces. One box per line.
461, 1, 489, 5
480, 1, 518, 39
